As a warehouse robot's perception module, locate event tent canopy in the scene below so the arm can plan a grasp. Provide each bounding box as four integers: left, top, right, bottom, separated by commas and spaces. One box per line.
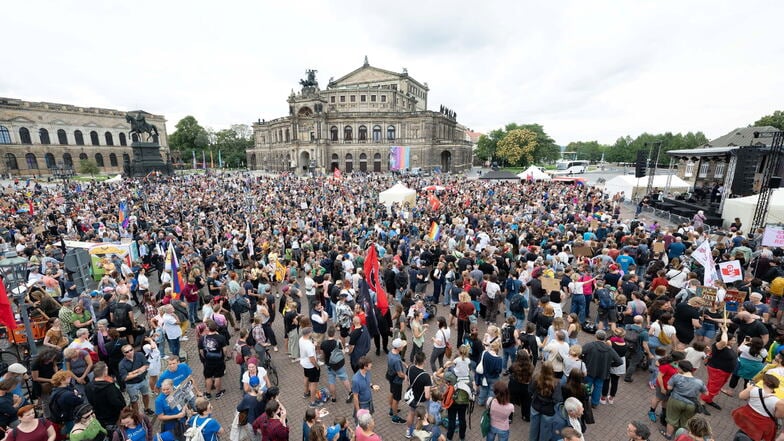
478, 170, 519, 180
517, 166, 551, 181
379, 183, 416, 207
105, 174, 123, 183
603, 174, 691, 200
722, 188, 784, 229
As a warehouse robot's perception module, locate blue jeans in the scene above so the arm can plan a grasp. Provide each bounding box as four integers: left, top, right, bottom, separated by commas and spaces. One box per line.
529, 407, 555, 441
502, 347, 517, 371
188, 301, 199, 324
443, 282, 453, 306
478, 376, 499, 406
584, 375, 604, 406
570, 293, 587, 324
487, 426, 510, 441
167, 337, 180, 358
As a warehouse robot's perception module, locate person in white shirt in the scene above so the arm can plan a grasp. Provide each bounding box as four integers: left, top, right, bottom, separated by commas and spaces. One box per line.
137, 268, 150, 296
299, 327, 321, 406
484, 275, 501, 325
304, 274, 316, 313
161, 305, 183, 358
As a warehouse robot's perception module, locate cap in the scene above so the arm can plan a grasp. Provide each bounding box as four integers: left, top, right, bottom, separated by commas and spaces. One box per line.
60, 297, 74, 303
339, 292, 349, 297
392, 338, 407, 349
327, 425, 341, 440
609, 264, 619, 271
7, 363, 26, 374
249, 376, 260, 388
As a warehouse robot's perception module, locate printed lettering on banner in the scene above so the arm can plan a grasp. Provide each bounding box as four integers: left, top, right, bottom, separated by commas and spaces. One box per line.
762, 226, 784, 248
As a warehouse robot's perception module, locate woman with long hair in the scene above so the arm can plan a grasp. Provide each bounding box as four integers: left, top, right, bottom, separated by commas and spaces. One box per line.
509, 351, 534, 421
485, 380, 514, 441
409, 309, 427, 363
430, 316, 450, 371
529, 363, 563, 441
112, 406, 153, 441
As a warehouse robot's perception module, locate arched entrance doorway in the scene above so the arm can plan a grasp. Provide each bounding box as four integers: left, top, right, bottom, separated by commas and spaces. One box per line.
299, 151, 310, 174
373, 153, 382, 172
440, 150, 452, 173
330, 153, 339, 172
250, 154, 257, 169
345, 153, 353, 173
359, 153, 367, 172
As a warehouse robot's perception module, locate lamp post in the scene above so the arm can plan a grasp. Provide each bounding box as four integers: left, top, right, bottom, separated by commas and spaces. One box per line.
0, 251, 37, 356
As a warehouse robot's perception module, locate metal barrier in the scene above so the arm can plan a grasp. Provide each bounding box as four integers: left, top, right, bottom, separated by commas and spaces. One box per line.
623, 201, 720, 233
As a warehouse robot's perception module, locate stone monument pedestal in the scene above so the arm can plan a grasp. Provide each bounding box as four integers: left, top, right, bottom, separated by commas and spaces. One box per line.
125, 142, 173, 177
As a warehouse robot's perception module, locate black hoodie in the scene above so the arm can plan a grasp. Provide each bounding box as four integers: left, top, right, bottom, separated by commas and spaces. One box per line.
85, 379, 126, 427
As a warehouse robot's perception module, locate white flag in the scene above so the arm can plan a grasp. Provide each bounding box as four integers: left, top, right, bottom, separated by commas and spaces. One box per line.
692, 240, 718, 285
718, 260, 743, 283
245, 222, 254, 258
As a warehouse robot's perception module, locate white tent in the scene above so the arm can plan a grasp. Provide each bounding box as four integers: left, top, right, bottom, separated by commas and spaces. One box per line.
105, 174, 123, 183
517, 166, 551, 181
603, 174, 691, 200
379, 183, 416, 207
722, 188, 784, 229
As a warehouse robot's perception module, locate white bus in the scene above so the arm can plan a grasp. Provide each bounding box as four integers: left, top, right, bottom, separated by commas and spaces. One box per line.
552, 160, 589, 175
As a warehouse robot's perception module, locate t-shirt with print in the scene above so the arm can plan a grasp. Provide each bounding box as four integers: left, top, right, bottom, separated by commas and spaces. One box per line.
199, 333, 228, 363
406, 365, 432, 407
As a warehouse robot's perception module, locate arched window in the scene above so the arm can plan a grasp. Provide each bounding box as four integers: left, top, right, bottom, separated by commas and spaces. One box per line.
358, 125, 368, 141
330, 153, 339, 171
110, 153, 118, 167
62, 153, 73, 167
122, 153, 129, 165
330, 126, 338, 141
372, 125, 382, 142
387, 125, 396, 141
373, 152, 382, 172
57, 129, 68, 145
74, 130, 84, 145
45, 153, 56, 169
90, 131, 100, 146
39, 128, 50, 145
359, 153, 368, 172
26, 153, 38, 169
5, 153, 18, 170
0, 126, 11, 144
79, 153, 88, 161
95, 153, 104, 167
105, 132, 114, 146
345, 153, 354, 173
19, 127, 31, 144
344, 126, 353, 141
119, 133, 127, 146
285, 129, 290, 142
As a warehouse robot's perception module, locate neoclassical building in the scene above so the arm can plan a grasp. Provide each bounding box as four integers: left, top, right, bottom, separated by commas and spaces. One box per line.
247, 59, 473, 174
0, 97, 169, 176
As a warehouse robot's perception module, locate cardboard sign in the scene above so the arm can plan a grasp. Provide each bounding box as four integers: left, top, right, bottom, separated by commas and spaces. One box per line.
718, 260, 743, 283
590, 219, 598, 229
762, 225, 784, 248
573, 246, 593, 258
653, 241, 665, 254
698, 286, 718, 303
542, 277, 561, 293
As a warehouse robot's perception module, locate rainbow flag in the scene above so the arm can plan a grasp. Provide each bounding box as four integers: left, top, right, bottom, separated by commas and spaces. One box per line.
388, 146, 410, 171
165, 242, 183, 296
118, 201, 129, 229
428, 221, 441, 241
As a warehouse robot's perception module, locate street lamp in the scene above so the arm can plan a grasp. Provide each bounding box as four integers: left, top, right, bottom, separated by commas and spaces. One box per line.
0, 251, 37, 356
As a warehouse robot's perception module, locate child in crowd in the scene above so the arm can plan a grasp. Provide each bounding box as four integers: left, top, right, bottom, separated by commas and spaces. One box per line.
684, 341, 707, 372
649, 346, 667, 390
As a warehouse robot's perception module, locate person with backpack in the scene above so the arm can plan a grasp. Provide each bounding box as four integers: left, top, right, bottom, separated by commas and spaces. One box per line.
4, 404, 55, 441
624, 315, 653, 383
321, 325, 354, 404
48, 370, 85, 434
187, 397, 223, 441
198, 320, 229, 399
500, 316, 519, 373
595, 281, 617, 332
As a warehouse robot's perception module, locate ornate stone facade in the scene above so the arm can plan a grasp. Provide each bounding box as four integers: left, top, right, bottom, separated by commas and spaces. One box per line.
247, 60, 473, 174
0, 97, 169, 176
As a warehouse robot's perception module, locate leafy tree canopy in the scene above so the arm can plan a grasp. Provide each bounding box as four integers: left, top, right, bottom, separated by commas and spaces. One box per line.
476, 122, 559, 166
78, 159, 99, 176
169, 116, 209, 152
754, 110, 784, 131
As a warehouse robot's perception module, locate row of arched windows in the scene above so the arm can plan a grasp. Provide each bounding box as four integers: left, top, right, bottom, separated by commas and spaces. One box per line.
4, 152, 126, 170
329, 125, 395, 142
0, 126, 133, 146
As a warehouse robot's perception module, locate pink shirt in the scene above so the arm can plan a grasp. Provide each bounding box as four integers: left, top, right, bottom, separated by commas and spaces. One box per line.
355, 429, 382, 441
489, 399, 515, 431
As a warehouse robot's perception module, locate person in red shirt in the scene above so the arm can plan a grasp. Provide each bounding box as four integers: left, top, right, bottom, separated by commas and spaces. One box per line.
650, 270, 670, 292
648, 351, 685, 423
252, 399, 289, 441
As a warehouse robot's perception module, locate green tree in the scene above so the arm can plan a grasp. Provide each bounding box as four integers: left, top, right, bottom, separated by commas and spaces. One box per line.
566, 141, 608, 162
476, 123, 559, 165
754, 111, 784, 131
213, 125, 254, 168
518, 123, 560, 163
78, 159, 99, 176
475, 129, 505, 162
601, 131, 708, 164
497, 129, 538, 166
169, 116, 209, 165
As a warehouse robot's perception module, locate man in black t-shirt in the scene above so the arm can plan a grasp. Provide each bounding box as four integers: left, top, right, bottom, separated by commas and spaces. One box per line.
733, 304, 770, 345
320, 325, 353, 403
199, 320, 229, 399
405, 352, 432, 438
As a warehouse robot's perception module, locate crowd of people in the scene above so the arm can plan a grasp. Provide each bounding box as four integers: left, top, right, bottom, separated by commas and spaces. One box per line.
0, 170, 779, 441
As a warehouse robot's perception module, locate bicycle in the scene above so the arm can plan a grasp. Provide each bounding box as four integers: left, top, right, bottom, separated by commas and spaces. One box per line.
260, 347, 278, 387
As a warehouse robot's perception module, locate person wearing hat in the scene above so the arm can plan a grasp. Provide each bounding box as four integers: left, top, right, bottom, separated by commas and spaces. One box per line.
386, 337, 407, 424
2, 363, 27, 403
236, 374, 265, 440
661, 360, 707, 440
69, 403, 107, 441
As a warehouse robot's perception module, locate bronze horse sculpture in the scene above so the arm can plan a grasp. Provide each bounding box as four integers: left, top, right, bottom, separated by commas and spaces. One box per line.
126, 113, 159, 142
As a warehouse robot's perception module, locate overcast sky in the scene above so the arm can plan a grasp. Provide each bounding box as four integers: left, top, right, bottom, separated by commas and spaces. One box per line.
3, 1, 782, 145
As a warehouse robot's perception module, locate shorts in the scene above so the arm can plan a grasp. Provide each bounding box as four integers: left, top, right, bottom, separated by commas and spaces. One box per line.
312, 332, 325, 348
327, 366, 348, 384
125, 381, 150, 402
389, 381, 403, 401
450, 306, 457, 317
304, 366, 321, 383
203, 362, 226, 379
340, 327, 350, 339
695, 325, 717, 340
655, 384, 669, 401
597, 307, 617, 324
771, 295, 784, 312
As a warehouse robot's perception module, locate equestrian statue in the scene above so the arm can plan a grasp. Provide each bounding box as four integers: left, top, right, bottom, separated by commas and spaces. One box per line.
126, 112, 159, 142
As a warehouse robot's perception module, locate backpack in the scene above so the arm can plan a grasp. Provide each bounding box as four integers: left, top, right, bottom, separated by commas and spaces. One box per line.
624, 326, 642, 352
395, 271, 408, 290
113, 304, 132, 328
185, 416, 212, 441
328, 341, 345, 366
501, 325, 515, 348
234, 342, 250, 365
231, 296, 251, 315
202, 335, 224, 360
48, 388, 69, 424
635, 246, 649, 265
596, 288, 616, 309
509, 292, 527, 314
442, 383, 455, 409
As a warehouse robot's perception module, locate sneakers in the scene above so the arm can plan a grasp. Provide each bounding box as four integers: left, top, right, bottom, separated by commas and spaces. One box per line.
345, 392, 354, 404
309, 401, 322, 407
180, 336, 189, 341
599, 397, 607, 405
607, 396, 614, 405
331, 398, 337, 403
205, 393, 212, 399
391, 415, 406, 424
303, 392, 311, 399
648, 410, 657, 422
623, 378, 633, 383
404, 432, 413, 439
215, 390, 225, 399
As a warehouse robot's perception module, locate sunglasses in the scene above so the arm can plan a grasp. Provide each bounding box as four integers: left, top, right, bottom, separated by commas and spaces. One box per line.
123, 350, 134, 354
